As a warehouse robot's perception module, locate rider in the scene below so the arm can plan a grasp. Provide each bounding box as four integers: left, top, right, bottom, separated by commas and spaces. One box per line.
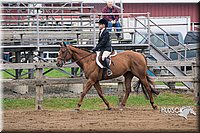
92, 18, 113, 76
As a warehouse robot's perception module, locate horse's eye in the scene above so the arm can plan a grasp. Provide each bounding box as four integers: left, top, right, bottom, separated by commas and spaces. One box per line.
61, 48, 65, 52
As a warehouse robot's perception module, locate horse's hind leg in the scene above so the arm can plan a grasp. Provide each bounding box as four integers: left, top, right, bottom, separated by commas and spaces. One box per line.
94, 82, 111, 110
140, 77, 157, 110
120, 72, 133, 110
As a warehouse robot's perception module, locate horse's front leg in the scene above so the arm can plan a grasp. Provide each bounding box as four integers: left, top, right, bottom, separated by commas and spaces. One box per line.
75, 79, 95, 111
94, 82, 111, 110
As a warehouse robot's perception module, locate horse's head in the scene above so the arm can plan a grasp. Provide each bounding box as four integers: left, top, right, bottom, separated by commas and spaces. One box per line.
189, 108, 196, 115
56, 42, 72, 67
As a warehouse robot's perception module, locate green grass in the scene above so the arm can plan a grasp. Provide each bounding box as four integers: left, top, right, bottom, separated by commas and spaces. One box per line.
155, 81, 184, 86
1, 68, 81, 79
3, 92, 195, 110
3, 98, 35, 110
2, 69, 30, 79
44, 68, 73, 78
175, 82, 184, 86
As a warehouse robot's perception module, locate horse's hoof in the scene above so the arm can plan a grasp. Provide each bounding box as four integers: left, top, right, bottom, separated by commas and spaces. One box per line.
155, 90, 160, 95
152, 104, 158, 110
74, 108, 80, 112
119, 104, 125, 111
107, 107, 112, 110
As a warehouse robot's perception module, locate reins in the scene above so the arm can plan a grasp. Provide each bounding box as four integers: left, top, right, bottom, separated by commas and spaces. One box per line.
63, 52, 94, 65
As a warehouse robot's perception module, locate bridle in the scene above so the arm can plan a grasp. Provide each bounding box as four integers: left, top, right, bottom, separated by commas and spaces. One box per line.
57, 48, 94, 65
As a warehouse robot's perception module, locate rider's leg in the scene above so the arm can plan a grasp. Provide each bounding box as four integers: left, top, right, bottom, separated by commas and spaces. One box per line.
102, 51, 112, 76
104, 58, 113, 76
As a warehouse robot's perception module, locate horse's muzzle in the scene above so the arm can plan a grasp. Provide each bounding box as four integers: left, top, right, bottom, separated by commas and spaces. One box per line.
56, 61, 64, 67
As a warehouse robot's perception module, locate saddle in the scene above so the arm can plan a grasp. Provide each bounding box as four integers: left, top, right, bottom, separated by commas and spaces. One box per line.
95, 51, 117, 69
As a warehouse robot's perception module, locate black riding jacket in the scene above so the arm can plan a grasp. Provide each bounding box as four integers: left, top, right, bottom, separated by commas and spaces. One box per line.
93, 29, 112, 52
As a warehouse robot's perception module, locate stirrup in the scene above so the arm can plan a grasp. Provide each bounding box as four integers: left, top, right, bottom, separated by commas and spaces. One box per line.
107, 69, 113, 76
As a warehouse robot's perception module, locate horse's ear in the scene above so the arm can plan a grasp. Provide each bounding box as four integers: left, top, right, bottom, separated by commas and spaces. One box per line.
63, 42, 67, 47
60, 42, 63, 47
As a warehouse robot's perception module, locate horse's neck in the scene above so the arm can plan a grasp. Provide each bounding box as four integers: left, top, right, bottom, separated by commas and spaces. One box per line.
70, 46, 91, 69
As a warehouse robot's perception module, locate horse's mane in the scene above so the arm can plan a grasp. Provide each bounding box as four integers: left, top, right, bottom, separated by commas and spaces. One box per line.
54, 41, 93, 53
70, 45, 93, 53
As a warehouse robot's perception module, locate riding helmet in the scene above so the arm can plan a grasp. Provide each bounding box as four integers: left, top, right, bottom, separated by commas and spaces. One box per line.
98, 19, 108, 27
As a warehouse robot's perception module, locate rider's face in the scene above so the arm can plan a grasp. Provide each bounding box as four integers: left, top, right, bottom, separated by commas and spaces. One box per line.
99, 24, 105, 30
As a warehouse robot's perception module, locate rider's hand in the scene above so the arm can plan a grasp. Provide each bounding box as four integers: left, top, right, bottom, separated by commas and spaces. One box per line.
91, 48, 96, 53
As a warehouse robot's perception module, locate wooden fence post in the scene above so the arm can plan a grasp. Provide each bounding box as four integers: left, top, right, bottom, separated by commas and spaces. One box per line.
117, 81, 124, 106
35, 68, 44, 110
192, 60, 200, 105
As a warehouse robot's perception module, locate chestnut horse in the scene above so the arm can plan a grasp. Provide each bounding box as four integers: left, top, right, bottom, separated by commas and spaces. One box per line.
56, 42, 159, 111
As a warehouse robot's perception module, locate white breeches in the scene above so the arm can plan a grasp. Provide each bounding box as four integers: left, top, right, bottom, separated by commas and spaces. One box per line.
102, 51, 111, 61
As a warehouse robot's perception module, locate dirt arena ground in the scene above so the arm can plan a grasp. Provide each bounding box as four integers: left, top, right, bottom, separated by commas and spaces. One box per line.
3, 107, 199, 133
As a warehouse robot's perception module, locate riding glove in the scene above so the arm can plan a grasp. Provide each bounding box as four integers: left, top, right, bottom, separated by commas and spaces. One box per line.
91, 48, 97, 52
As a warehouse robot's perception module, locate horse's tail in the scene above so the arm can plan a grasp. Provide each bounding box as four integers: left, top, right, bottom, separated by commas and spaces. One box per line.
144, 53, 160, 96
134, 75, 160, 100
147, 75, 160, 95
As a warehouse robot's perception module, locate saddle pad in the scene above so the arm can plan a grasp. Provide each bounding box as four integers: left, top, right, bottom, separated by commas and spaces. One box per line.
96, 51, 117, 68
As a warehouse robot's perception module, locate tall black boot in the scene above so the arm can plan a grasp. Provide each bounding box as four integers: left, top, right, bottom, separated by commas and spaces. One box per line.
103, 58, 113, 76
